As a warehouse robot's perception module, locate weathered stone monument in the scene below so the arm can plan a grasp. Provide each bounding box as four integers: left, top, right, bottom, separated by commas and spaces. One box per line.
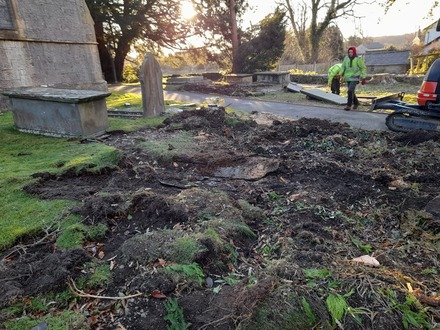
140, 52, 165, 117
0, 0, 107, 112
0, 0, 109, 136
3, 87, 110, 137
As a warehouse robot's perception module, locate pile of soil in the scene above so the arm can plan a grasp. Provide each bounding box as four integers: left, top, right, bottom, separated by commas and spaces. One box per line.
1, 106, 439, 329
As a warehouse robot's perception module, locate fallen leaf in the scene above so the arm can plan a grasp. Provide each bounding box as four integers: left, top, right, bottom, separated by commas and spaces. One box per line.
288, 192, 308, 201
150, 290, 167, 299
351, 255, 380, 267
389, 179, 411, 189
98, 251, 105, 259
289, 194, 302, 201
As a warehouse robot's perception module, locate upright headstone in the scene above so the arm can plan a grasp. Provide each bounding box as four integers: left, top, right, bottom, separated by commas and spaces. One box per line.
140, 53, 165, 117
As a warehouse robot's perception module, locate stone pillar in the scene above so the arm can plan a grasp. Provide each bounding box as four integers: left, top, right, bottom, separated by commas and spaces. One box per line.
139, 52, 165, 117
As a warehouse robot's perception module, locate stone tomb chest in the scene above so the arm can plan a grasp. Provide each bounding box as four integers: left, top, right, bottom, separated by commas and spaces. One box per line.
224, 74, 253, 84
3, 87, 111, 137
254, 71, 290, 85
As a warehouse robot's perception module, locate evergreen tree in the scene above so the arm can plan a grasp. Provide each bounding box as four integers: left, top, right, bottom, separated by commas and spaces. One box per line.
235, 8, 286, 73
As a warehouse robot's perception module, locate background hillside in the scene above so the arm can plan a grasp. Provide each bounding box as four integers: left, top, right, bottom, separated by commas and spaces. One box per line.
370, 32, 416, 49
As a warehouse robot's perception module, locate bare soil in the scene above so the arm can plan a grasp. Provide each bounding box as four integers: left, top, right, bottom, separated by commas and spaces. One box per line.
1, 100, 440, 329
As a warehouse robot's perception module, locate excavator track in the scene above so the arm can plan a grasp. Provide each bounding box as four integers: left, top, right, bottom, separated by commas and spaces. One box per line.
385, 113, 440, 132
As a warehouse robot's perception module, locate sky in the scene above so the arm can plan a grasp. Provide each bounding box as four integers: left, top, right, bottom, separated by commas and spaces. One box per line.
243, 1, 440, 38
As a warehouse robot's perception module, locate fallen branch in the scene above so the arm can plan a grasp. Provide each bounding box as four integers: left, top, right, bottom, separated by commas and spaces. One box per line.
413, 289, 440, 307
68, 278, 143, 300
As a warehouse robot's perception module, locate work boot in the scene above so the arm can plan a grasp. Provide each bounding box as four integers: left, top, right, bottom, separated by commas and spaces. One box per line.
352, 104, 358, 110
343, 106, 351, 111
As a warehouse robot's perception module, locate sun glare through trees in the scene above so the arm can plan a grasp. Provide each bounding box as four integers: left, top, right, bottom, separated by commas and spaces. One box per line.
181, 1, 196, 20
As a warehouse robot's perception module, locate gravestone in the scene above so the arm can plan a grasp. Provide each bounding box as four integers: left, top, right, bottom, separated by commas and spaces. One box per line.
140, 53, 165, 117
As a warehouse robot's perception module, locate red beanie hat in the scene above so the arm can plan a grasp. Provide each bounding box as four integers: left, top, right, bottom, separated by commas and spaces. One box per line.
348, 46, 357, 57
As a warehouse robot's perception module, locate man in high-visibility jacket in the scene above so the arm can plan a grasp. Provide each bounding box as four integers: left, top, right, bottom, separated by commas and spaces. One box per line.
328, 63, 342, 95
340, 46, 367, 111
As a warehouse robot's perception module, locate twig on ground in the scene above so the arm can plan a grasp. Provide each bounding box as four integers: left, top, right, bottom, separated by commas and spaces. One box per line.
2, 228, 59, 260
68, 278, 143, 300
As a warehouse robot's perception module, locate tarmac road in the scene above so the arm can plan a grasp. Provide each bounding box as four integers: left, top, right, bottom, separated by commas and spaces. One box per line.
110, 85, 389, 131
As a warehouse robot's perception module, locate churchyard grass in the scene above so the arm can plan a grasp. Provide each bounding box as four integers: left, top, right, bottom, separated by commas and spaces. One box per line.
106, 91, 143, 109
0, 82, 421, 251
0, 111, 164, 250
108, 115, 164, 131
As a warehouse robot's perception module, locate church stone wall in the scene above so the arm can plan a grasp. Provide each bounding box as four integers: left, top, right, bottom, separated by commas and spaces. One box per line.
0, 0, 106, 111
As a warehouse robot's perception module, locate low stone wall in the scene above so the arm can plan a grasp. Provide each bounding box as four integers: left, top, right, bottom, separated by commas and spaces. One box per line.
162, 72, 424, 87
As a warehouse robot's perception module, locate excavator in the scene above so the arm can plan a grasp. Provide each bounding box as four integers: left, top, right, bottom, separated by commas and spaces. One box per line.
371, 19, 440, 132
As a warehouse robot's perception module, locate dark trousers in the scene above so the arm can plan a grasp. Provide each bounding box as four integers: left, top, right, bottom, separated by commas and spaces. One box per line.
331, 78, 340, 95
346, 81, 359, 107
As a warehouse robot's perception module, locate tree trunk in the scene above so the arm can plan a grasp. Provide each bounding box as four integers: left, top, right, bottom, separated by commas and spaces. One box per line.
114, 38, 133, 82
229, 0, 240, 73
93, 21, 115, 82
284, 0, 307, 63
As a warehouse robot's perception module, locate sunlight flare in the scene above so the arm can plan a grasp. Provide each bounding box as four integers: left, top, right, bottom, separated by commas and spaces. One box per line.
181, 1, 196, 20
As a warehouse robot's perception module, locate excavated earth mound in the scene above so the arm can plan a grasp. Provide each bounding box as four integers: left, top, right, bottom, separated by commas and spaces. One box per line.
1, 107, 439, 329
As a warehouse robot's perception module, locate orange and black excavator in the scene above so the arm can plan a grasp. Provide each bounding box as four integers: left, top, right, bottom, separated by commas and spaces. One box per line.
371, 20, 440, 132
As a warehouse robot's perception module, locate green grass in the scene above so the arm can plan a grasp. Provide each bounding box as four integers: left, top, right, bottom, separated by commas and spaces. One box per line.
108, 115, 164, 132
107, 90, 190, 111
3, 310, 88, 330
106, 91, 187, 132
106, 91, 143, 109
138, 131, 194, 162
0, 110, 162, 251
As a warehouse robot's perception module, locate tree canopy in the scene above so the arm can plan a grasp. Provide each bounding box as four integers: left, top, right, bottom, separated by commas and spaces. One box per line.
383, 0, 439, 15
282, 0, 362, 63
85, 0, 196, 82
235, 8, 286, 73
190, 0, 250, 73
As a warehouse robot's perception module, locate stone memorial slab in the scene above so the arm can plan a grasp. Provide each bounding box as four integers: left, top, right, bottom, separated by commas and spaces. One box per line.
287, 82, 303, 93
300, 88, 347, 105
213, 157, 280, 180
140, 53, 165, 117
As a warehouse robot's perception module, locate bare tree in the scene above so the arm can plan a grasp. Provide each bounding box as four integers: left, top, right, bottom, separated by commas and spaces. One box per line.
281, 0, 362, 63
383, 0, 438, 15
